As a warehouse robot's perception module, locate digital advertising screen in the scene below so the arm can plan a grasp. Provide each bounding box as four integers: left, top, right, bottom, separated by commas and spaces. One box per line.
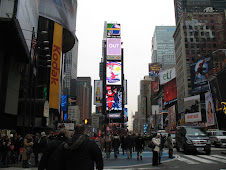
107, 23, 121, 36
106, 61, 121, 85
107, 38, 121, 56
164, 78, 177, 104
107, 113, 121, 119
124, 108, 128, 122
190, 57, 213, 94
106, 86, 122, 111
94, 80, 103, 106
61, 95, 67, 112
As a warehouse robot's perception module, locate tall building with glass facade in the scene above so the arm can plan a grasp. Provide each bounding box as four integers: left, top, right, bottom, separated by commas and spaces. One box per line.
63, 36, 78, 95
151, 26, 176, 70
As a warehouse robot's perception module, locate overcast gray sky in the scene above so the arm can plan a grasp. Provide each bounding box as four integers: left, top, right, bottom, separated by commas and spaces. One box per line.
76, 0, 176, 129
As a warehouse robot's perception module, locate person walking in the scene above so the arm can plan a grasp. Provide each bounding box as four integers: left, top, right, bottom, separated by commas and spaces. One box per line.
22, 134, 33, 168
99, 135, 105, 152
112, 134, 120, 158
135, 134, 144, 160
166, 133, 174, 158
104, 135, 112, 159
47, 124, 103, 170
125, 133, 133, 159
33, 133, 40, 167
38, 131, 67, 170
152, 133, 161, 166
120, 135, 125, 155
159, 134, 166, 164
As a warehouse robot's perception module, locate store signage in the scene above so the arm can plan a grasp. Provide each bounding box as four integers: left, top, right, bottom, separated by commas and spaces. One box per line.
159, 67, 176, 85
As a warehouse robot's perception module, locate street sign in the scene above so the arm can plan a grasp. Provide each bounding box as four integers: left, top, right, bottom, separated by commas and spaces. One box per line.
92, 115, 99, 128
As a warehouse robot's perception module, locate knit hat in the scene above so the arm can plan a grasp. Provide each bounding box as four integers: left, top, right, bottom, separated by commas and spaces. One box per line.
41, 132, 46, 137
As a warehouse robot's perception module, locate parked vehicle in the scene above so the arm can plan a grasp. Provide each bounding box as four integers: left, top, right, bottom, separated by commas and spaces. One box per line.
207, 129, 226, 147
176, 125, 211, 155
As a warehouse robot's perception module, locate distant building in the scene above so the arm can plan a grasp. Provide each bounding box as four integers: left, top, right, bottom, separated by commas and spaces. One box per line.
75, 77, 92, 121
151, 26, 176, 70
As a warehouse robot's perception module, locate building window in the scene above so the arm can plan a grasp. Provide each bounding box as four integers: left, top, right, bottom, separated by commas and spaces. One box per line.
190, 38, 193, 42
186, 50, 189, 54
199, 20, 203, 23
191, 44, 194, 48
191, 50, 195, 54
185, 44, 188, 48
196, 44, 200, 48
213, 44, 217, 48
212, 25, 215, 30
208, 44, 211, 48
211, 20, 214, 23
201, 32, 204, 36
205, 20, 208, 23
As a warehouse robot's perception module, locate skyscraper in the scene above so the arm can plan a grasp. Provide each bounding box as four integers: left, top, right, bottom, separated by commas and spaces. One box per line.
151, 26, 176, 70
174, 0, 226, 24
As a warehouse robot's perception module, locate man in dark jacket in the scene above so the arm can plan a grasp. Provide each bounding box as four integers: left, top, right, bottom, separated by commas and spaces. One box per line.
38, 132, 67, 170
47, 124, 103, 170
135, 134, 145, 160
125, 133, 133, 159
112, 134, 120, 158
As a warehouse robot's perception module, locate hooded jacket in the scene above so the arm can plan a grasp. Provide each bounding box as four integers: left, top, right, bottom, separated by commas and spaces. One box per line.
47, 133, 103, 170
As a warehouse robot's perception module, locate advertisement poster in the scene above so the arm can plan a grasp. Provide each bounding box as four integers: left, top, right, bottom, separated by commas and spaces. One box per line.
164, 78, 177, 104
190, 57, 213, 94
124, 108, 128, 122
159, 67, 176, 85
158, 98, 163, 113
205, 92, 215, 126
124, 80, 127, 105
94, 80, 103, 105
106, 86, 122, 111
209, 78, 222, 112
149, 63, 162, 77
106, 61, 121, 85
106, 38, 121, 56
61, 95, 67, 112
184, 95, 200, 114
107, 23, 120, 36
152, 81, 159, 94
168, 105, 176, 129
185, 112, 202, 123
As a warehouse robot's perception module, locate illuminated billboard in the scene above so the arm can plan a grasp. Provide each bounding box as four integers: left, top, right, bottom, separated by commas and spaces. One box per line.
164, 78, 177, 104
106, 61, 121, 85
124, 108, 128, 122
61, 95, 67, 112
94, 80, 103, 106
149, 63, 162, 77
107, 113, 121, 118
190, 57, 213, 94
107, 23, 120, 36
107, 38, 121, 56
184, 95, 200, 114
205, 92, 215, 127
106, 86, 122, 111
152, 81, 159, 94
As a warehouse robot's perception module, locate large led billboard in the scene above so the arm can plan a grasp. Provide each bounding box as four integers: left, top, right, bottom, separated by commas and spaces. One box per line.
61, 95, 67, 112
107, 23, 120, 36
107, 38, 121, 56
190, 57, 213, 94
106, 86, 122, 111
106, 61, 121, 85
184, 95, 200, 114
164, 78, 177, 104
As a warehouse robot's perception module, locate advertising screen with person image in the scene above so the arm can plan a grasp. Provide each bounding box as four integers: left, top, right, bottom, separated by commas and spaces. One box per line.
205, 91, 215, 127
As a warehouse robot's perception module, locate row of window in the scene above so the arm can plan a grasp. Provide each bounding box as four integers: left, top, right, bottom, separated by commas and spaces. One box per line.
185, 43, 217, 48
185, 37, 216, 42
184, 25, 215, 30
186, 50, 214, 55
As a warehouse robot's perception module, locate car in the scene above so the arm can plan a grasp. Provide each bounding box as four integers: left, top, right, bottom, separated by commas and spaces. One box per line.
207, 129, 226, 147
175, 125, 211, 155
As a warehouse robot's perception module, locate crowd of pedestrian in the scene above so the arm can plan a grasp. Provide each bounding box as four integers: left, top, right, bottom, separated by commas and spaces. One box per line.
0, 128, 174, 169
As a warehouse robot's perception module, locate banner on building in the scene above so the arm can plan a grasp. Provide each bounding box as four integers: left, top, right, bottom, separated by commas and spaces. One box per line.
49, 22, 63, 109
164, 78, 177, 105
159, 67, 176, 85
184, 95, 200, 114
124, 108, 128, 122
152, 81, 159, 94
106, 86, 122, 111
94, 80, 103, 106
190, 57, 213, 94
106, 61, 122, 85
185, 112, 202, 123
124, 80, 127, 105
168, 105, 176, 129
205, 91, 215, 127
61, 95, 67, 112
107, 23, 120, 36
68, 97, 76, 106
149, 63, 162, 77
106, 38, 121, 56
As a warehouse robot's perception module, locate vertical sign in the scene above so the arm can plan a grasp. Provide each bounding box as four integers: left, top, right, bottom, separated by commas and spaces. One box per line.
49, 22, 63, 109
94, 80, 103, 106
205, 92, 215, 127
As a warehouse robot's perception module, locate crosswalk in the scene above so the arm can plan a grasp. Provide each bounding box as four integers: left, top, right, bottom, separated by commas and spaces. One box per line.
176, 154, 226, 165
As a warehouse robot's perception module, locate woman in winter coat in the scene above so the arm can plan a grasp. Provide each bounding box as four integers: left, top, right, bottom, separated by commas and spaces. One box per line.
166, 133, 174, 158
152, 133, 161, 166
22, 134, 33, 168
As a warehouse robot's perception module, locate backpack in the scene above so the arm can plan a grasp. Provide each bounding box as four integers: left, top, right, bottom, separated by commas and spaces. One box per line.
147, 140, 155, 149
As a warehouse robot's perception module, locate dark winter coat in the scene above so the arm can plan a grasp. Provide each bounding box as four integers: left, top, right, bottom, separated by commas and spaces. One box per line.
112, 136, 120, 150
47, 133, 103, 170
135, 136, 145, 150
125, 135, 133, 150
38, 135, 67, 170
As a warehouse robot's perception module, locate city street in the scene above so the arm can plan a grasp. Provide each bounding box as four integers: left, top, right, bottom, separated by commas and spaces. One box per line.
2, 147, 226, 170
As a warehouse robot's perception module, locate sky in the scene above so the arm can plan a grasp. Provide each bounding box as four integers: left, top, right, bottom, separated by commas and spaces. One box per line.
76, 0, 176, 129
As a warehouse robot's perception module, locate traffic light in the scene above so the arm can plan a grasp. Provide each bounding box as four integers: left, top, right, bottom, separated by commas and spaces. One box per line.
84, 119, 88, 125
